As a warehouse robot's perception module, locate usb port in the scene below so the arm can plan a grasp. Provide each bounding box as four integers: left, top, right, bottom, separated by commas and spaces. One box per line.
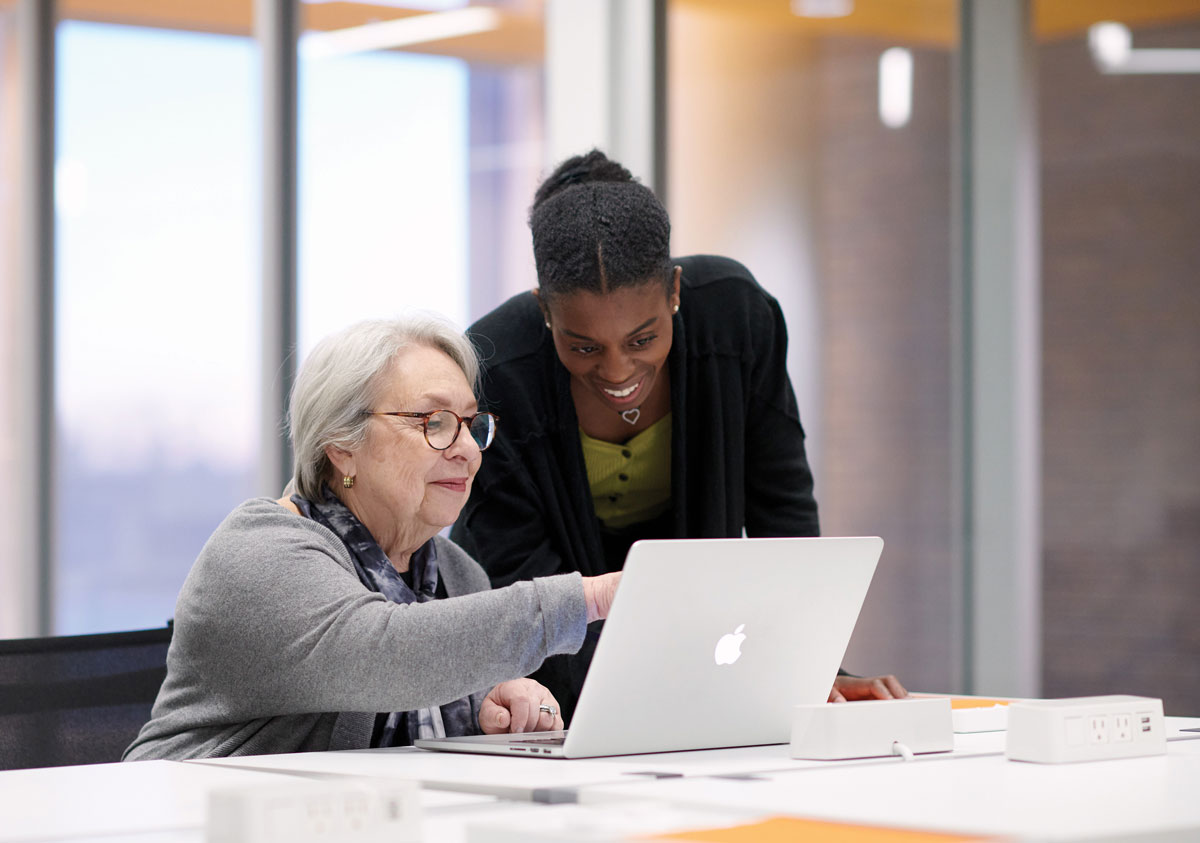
1142, 724, 1152, 732
1141, 716, 1151, 724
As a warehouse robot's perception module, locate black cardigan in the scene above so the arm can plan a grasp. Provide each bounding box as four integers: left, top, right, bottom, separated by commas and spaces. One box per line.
451, 254, 820, 721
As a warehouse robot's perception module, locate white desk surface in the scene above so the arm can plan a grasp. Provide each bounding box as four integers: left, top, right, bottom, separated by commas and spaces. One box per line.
0, 760, 293, 842
0, 759, 496, 843
188, 717, 1200, 801
5, 718, 1197, 842
0, 800, 531, 843
579, 732, 1200, 841
188, 727, 1012, 800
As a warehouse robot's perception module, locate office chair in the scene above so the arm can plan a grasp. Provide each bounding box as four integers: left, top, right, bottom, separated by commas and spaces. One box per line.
0, 623, 172, 770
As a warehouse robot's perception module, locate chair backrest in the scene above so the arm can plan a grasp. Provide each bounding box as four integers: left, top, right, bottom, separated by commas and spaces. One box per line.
0, 624, 172, 770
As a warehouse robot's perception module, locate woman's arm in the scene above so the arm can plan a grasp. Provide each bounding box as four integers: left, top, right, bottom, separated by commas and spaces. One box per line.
171, 502, 590, 719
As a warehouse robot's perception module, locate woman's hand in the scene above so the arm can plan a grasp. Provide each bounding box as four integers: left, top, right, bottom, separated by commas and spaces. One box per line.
581, 571, 622, 622
479, 679, 564, 734
828, 673, 908, 702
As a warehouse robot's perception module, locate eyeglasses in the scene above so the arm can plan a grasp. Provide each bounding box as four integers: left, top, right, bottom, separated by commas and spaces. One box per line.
364, 409, 499, 451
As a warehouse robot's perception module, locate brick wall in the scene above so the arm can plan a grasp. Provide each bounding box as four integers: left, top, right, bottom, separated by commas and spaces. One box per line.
811, 37, 957, 692
1039, 23, 1200, 714
668, 9, 1200, 710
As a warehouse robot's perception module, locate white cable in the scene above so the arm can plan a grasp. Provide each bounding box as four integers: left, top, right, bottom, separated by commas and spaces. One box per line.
892, 740, 915, 761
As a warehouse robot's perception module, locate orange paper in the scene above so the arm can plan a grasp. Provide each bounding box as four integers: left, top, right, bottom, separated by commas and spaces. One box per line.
949, 698, 1011, 710
640, 816, 987, 842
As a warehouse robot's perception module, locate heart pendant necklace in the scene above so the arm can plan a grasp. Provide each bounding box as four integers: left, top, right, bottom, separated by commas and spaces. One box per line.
620, 408, 641, 425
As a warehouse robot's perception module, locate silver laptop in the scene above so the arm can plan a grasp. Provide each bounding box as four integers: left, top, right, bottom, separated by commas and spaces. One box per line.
415, 536, 882, 759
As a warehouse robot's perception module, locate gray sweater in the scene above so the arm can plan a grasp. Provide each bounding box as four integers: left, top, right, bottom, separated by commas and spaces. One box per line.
124, 498, 587, 761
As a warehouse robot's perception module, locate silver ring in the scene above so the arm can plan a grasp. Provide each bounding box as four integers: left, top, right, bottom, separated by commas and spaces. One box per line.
539, 704, 558, 717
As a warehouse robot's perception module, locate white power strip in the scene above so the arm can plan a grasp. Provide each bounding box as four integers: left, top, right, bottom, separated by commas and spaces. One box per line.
1005, 695, 1166, 764
790, 698, 954, 760
207, 777, 422, 843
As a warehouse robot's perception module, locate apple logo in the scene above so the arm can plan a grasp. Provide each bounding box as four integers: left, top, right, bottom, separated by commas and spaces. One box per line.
713, 624, 747, 666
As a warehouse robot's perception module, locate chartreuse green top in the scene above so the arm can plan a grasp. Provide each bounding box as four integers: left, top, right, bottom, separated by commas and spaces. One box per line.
579, 414, 672, 530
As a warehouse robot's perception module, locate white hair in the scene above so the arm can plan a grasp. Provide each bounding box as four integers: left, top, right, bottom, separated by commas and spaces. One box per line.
287, 314, 480, 501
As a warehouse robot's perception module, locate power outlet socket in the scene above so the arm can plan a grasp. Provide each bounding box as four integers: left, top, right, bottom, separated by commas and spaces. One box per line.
207, 777, 421, 843
1006, 695, 1165, 764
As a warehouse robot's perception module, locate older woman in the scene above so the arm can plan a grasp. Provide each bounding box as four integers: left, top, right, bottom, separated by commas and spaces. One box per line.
124, 315, 619, 761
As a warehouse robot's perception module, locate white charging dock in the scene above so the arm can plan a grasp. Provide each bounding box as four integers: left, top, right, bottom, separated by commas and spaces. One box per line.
1005, 694, 1166, 764
207, 778, 421, 843
790, 697, 954, 760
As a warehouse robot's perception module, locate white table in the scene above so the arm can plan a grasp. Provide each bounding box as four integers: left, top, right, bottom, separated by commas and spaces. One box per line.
577, 731, 1200, 841
189, 724, 1012, 800
5, 718, 1197, 842
0, 759, 498, 843
0, 760, 295, 842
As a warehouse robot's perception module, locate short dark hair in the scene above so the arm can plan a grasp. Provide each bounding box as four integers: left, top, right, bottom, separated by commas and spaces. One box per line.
530, 149, 672, 301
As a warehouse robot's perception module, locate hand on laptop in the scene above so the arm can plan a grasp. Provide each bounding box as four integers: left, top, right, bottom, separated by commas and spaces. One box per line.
479, 678, 565, 733
828, 673, 908, 702
582, 571, 622, 623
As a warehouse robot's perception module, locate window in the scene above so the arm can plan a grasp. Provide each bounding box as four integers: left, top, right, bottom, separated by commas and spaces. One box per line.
297, 48, 470, 350
0, 5, 21, 636
44, 1, 547, 634
2, 1, 550, 638
54, 20, 258, 633
297, 1, 545, 356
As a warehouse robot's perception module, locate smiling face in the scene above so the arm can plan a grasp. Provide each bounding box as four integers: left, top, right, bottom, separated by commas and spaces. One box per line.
325, 344, 482, 569
541, 273, 680, 439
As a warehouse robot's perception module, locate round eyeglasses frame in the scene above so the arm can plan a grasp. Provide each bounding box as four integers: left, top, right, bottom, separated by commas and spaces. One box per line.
364, 409, 499, 451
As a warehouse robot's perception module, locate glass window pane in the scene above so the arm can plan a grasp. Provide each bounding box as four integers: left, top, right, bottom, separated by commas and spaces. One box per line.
298, 49, 470, 345
298, 1, 544, 357
0, 5, 22, 636
668, 1, 957, 692
1038, 6, 1200, 714
54, 18, 258, 634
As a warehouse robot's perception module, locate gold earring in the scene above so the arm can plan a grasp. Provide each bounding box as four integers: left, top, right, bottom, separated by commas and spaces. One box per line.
343, 475, 355, 489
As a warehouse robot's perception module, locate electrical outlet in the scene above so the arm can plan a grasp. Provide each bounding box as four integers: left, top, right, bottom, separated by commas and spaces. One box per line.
1113, 713, 1132, 742
1006, 695, 1166, 764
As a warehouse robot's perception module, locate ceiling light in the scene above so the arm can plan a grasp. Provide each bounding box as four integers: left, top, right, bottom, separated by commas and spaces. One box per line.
1088, 22, 1132, 69
301, 6, 500, 60
791, 0, 854, 19
879, 47, 913, 129
1088, 21, 1200, 74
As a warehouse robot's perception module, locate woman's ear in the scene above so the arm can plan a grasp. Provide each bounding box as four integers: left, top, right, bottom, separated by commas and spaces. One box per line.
670, 266, 682, 311
324, 444, 355, 479
532, 287, 552, 328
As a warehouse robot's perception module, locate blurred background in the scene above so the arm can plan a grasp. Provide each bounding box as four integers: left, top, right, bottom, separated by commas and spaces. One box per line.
1, 0, 1197, 712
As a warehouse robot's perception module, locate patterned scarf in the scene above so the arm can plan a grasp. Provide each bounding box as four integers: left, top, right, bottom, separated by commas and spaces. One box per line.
291, 486, 476, 746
